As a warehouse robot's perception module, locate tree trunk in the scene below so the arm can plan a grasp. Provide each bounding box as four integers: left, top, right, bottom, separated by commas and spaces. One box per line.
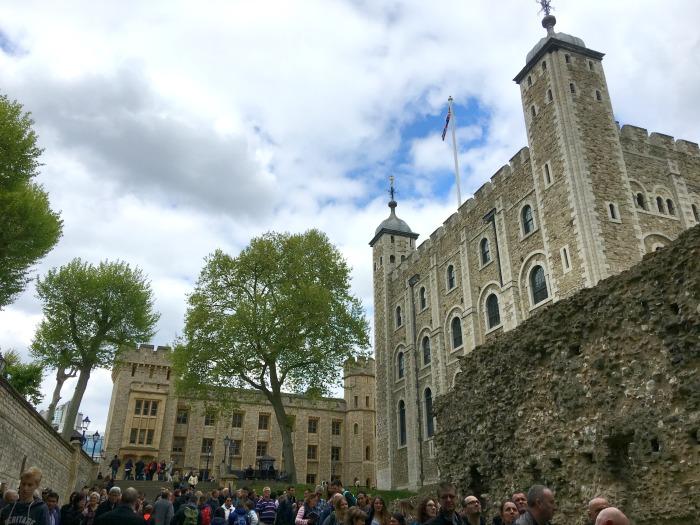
268, 390, 297, 484
45, 367, 73, 425
60, 367, 92, 441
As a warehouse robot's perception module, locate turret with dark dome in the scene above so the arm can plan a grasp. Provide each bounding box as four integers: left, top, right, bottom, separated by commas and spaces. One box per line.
369, 179, 419, 247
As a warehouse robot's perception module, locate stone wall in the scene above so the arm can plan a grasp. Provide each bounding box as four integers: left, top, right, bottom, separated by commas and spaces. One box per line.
0, 377, 97, 503
435, 225, 700, 525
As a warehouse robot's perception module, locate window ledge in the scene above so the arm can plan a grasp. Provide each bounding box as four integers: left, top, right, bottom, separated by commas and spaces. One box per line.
520, 227, 539, 241
529, 297, 553, 312
485, 323, 503, 335
451, 345, 464, 353
479, 259, 494, 271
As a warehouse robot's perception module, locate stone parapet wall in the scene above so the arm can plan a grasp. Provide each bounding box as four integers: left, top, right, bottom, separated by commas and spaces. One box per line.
435, 225, 700, 525
0, 378, 97, 503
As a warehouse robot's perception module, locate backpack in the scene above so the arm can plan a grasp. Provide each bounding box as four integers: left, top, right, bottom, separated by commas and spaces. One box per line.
201, 505, 212, 525
342, 491, 357, 507
235, 510, 249, 525
184, 506, 199, 525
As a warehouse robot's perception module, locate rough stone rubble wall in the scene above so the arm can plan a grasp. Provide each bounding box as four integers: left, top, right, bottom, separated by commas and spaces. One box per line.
435, 225, 700, 525
0, 378, 97, 503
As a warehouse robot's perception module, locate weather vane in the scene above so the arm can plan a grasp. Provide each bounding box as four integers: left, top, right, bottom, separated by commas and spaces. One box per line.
389, 175, 396, 201
537, 0, 554, 16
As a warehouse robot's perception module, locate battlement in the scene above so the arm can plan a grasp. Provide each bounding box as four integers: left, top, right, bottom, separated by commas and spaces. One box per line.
619, 124, 700, 156
117, 343, 172, 368
344, 355, 376, 378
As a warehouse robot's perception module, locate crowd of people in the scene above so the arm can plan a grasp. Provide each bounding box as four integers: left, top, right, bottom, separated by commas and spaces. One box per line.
0, 467, 632, 525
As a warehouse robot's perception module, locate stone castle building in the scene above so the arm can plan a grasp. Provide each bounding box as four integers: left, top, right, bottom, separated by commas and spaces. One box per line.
103, 344, 376, 486
370, 13, 700, 489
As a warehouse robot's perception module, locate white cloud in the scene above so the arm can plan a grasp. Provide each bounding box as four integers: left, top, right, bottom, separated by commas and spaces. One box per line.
0, 0, 698, 431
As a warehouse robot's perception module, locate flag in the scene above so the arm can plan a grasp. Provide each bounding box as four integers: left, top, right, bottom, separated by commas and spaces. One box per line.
441, 107, 451, 141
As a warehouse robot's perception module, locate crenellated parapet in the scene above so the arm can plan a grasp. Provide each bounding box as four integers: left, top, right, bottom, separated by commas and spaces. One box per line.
620, 124, 700, 157
111, 343, 172, 382
343, 355, 376, 378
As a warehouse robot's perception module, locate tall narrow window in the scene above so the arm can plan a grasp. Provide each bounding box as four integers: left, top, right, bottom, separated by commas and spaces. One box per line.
565, 54, 570, 64
544, 163, 552, 186
422, 336, 431, 365
486, 294, 500, 329
666, 199, 675, 215
541, 60, 547, 71
531, 105, 536, 118
527, 75, 532, 86
530, 265, 549, 304
446, 265, 456, 290
365, 446, 371, 461
569, 83, 576, 94
480, 238, 490, 265
589, 60, 594, 71
547, 89, 553, 102
395, 306, 402, 328
692, 204, 699, 222
561, 247, 571, 271
636, 193, 646, 210
656, 196, 665, 213
425, 388, 434, 438
608, 203, 618, 220
389, 255, 395, 263
419, 287, 427, 310
451, 317, 463, 349
397, 352, 405, 380
398, 401, 406, 446
595, 90, 602, 101
522, 205, 534, 234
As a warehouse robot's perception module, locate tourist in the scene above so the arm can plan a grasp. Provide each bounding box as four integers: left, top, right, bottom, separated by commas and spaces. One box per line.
45, 491, 60, 525
188, 472, 199, 490
389, 514, 406, 525
94, 487, 145, 525
295, 492, 320, 525
354, 493, 369, 515
276, 494, 296, 525
135, 459, 146, 481
425, 482, 462, 525
142, 503, 154, 525
0, 490, 18, 512
171, 494, 200, 525
124, 459, 134, 480
245, 500, 259, 525
345, 508, 368, 525
586, 498, 609, 525
230, 497, 249, 525
396, 501, 413, 524
61, 492, 86, 525
514, 486, 556, 525
98, 488, 107, 503
595, 508, 629, 525
108, 456, 120, 479
208, 491, 222, 514
152, 490, 174, 525
510, 494, 526, 518
256, 487, 277, 525
82, 491, 100, 525
322, 496, 348, 525
461, 496, 484, 525
367, 497, 390, 525
222, 497, 234, 521
212, 506, 227, 525
95, 487, 121, 518
414, 497, 437, 525
497, 502, 518, 525
0, 467, 49, 525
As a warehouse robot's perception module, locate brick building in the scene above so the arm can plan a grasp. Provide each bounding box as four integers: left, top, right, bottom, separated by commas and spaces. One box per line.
103, 344, 376, 486
370, 13, 700, 489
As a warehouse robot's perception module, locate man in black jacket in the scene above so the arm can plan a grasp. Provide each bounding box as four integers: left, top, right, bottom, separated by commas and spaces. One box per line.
426, 482, 463, 525
94, 487, 145, 525
171, 495, 201, 525
95, 487, 121, 518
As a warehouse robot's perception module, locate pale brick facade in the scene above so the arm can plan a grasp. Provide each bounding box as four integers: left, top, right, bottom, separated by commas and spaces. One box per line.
103, 345, 376, 487
371, 17, 700, 490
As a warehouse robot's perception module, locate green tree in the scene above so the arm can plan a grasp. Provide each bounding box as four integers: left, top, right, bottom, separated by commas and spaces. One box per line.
31, 258, 160, 440
0, 94, 62, 308
174, 230, 369, 483
1, 349, 44, 405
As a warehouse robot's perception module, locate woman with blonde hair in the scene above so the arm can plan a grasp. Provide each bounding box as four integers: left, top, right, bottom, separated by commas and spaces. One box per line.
322, 495, 348, 525
81, 491, 100, 525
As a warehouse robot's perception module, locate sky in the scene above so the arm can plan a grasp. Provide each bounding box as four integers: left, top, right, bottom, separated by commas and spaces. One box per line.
1, 0, 699, 433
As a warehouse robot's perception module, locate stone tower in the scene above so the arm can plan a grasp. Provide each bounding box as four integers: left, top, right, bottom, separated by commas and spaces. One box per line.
369, 186, 419, 489
342, 357, 377, 488
514, 13, 644, 296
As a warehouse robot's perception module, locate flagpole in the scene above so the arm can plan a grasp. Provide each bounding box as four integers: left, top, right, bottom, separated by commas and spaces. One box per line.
448, 96, 462, 208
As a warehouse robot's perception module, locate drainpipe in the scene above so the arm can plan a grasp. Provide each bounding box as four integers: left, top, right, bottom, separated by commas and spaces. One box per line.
484, 208, 503, 286
408, 273, 424, 487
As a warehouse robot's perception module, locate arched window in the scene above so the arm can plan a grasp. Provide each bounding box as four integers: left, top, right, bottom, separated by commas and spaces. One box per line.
635, 193, 646, 210
389, 255, 395, 263
692, 204, 699, 222
656, 196, 665, 213
530, 265, 548, 304
395, 306, 402, 328
398, 400, 406, 446
666, 199, 675, 215
451, 316, 463, 349
522, 205, 534, 234
480, 238, 490, 265
446, 265, 456, 290
608, 203, 618, 220
486, 293, 500, 329
425, 388, 434, 438
365, 446, 370, 461
353, 423, 358, 435
396, 352, 405, 380
422, 336, 431, 365
419, 287, 427, 310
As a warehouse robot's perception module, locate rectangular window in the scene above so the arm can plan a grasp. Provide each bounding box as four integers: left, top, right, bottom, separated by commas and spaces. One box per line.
204, 412, 216, 426
354, 396, 358, 408
561, 246, 571, 273
258, 414, 270, 430
308, 418, 318, 434
307, 445, 317, 460
134, 400, 142, 415
129, 428, 137, 444
138, 429, 146, 444
231, 439, 242, 457
331, 420, 342, 436
176, 409, 189, 424
306, 474, 316, 485
256, 441, 268, 457
142, 400, 150, 415
146, 429, 154, 445
172, 437, 186, 453
331, 447, 341, 462
231, 412, 244, 428
366, 396, 370, 407
150, 401, 158, 416
201, 438, 213, 454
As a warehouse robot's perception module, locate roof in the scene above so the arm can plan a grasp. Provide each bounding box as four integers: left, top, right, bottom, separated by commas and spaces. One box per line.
369, 202, 419, 247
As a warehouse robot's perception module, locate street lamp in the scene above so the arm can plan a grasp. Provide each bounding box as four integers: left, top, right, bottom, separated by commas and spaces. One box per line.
223, 436, 231, 472
91, 431, 100, 460
81, 416, 90, 446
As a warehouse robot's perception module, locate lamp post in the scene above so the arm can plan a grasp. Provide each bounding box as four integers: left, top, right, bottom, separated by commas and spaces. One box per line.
81, 416, 90, 446
223, 436, 231, 473
91, 431, 100, 460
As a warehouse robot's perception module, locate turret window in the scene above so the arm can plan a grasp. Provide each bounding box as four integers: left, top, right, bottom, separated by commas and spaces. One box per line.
389, 255, 395, 263
547, 89, 553, 102
395, 306, 402, 327
543, 163, 552, 187
419, 286, 427, 310
666, 199, 675, 215
595, 90, 602, 101
656, 196, 665, 213
530, 105, 537, 118
608, 202, 620, 222
480, 238, 491, 265
451, 316, 463, 350
565, 54, 571, 64
541, 60, 547, 71
569, 83, 576, 94
446, 265, 456, 290
635, 193, 647, 210
692, 204, 699, 222
527, 75, 532, 87
521, 205, 535, 235
589, 60, 594, 71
